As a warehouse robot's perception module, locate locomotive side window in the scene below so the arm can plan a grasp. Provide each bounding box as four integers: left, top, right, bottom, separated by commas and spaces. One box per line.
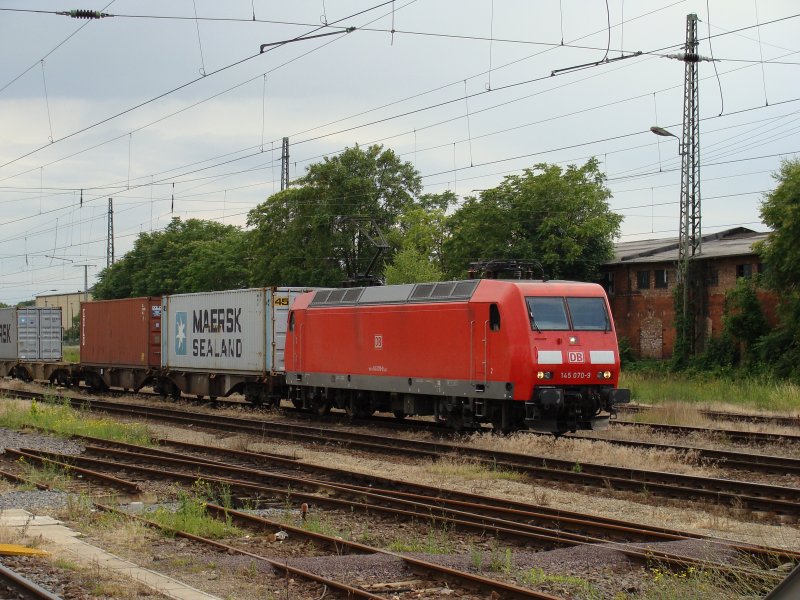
526, 297, 569, 330
288, 311, 295, 332
489, 304, 501, 331
567, 297, 610, 331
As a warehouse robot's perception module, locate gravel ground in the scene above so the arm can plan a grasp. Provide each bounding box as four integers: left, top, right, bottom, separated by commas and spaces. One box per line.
0, 489, 72, 512
282, 538, 741, 599
0, 427, 84, 456
0, 555, 166, 600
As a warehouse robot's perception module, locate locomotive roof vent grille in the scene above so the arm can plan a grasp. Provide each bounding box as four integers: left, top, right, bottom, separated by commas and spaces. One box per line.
327, 289, 348, 303
310, 290, 333, 305
452, 280, 480, 297
342, 288, 364, 303
410, 283, 436, 300
409, 280, 479, 303
310, 280, 479, 307
432, 282, 456, 297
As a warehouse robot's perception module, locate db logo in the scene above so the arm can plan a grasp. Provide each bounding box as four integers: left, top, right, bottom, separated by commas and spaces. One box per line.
568, 351, 585, 363
374, 335, 383, 349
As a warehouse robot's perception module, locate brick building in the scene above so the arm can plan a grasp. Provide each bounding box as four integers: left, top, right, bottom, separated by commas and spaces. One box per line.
599, 227, 774, 359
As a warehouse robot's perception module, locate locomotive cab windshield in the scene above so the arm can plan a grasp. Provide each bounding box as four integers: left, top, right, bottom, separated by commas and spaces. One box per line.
526, 296, 610, 331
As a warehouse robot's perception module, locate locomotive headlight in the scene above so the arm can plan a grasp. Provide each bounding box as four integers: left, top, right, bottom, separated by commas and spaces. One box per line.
603, 370, 612, 379
537, 371, 545, 380
568, 335, 579, 345
537, 371, 553, 380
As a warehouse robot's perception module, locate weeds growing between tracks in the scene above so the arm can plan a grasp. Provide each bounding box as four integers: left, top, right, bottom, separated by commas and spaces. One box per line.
0, 397, 153, 446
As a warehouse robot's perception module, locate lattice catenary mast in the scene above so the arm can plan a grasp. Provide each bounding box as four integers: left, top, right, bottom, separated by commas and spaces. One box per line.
280, 136, 289, 191
107, 197, 114, 268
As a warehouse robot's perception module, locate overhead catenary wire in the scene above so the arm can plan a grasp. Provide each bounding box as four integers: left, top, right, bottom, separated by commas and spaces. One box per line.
0, 0, 398, 172
3, 2, 796, 288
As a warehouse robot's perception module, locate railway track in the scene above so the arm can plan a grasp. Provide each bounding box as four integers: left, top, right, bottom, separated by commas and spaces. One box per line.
616, 404, 800, 428
77, 397, 800, 516
285, 404, 800, 476
0, 562, 62, 600
611, 419, 800, 445
5, 388, 800, 516
16, 436, 797, 580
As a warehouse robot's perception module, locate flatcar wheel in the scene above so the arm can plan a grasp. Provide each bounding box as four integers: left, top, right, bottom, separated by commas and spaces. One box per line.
393, 410, 406, 420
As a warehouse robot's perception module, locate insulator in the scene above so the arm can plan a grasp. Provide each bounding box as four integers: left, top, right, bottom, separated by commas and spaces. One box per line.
69, 9, 105, 19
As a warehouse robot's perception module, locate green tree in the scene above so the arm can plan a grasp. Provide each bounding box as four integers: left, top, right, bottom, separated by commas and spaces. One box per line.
442, 159, 622, 280
93, 218, 248, 299
754, 159, 800, 380
384, 193, 454, 284
247, 144, 421, 287
756, 159, 800, 291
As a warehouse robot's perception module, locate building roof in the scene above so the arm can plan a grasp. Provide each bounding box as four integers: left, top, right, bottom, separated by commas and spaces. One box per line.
605, 227, 768, 266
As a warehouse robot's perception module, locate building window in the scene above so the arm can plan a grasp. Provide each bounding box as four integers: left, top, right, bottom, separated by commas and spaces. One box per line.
600, 271, 615, 295
707, 270, 719, 286
636, 270, 650, 290
736, 264, 753, 279
654, 269, 668, 289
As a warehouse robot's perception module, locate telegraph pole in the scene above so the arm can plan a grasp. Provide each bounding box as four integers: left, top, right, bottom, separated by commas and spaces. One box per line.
107, 197, 115, 268
280, 136, 289, 190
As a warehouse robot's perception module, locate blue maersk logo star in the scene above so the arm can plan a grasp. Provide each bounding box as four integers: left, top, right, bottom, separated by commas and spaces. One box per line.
175, 312, 187, 355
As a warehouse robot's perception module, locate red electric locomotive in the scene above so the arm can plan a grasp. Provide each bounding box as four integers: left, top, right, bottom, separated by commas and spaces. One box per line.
285, 279, 629, 435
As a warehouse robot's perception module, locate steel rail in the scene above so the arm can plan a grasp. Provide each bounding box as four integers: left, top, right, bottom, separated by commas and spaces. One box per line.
616, 404, 800, 428
0, 562, 62, 600
37, 440, 799, 572
566, 434, 800, 475
79, 436, 800, 563
92, 504, 388, 600
24, 394, 800, 516
612, 419, 800, 444
3, 448, 142, 493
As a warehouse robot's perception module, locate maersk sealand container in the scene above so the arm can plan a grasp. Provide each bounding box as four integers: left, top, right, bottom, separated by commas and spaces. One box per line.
0, 307, 62, 361
161, 288, 306, 374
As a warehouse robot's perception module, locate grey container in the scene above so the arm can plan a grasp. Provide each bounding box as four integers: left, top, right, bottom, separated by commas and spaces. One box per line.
0, 307, 63, 361
161, 288, 306, 375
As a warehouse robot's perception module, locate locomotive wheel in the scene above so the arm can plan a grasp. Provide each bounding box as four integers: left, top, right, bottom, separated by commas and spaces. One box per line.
312, 399, 331, 416
345, 402, 371, 420
491, 413, 512, 435
393, 410, 406, 420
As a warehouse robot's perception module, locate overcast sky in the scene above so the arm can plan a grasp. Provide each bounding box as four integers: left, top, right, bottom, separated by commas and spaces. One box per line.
0, 0, 797, 303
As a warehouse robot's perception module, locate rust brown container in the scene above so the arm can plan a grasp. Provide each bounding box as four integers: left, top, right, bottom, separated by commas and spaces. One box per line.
80, 297, 162, 368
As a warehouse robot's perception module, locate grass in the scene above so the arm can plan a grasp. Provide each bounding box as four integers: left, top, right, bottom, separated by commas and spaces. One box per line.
148, 485, 243, 539
62, 345, 79, 363
621, 369, 800, 413
0, 398, 153, 446
520, 567, 602, 599
387, 522, 455, 554
636, 565, 776, 600
17, 458, 73, 490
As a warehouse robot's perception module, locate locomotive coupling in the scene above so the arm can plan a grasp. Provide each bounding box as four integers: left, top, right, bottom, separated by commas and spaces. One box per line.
534, 388, 564, 409
604, 388, 631, 404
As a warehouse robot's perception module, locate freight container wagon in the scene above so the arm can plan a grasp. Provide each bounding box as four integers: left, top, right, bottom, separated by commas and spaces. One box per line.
0, 307, 64, 382
160, 287, 307, 403
79, 297, 162, 392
